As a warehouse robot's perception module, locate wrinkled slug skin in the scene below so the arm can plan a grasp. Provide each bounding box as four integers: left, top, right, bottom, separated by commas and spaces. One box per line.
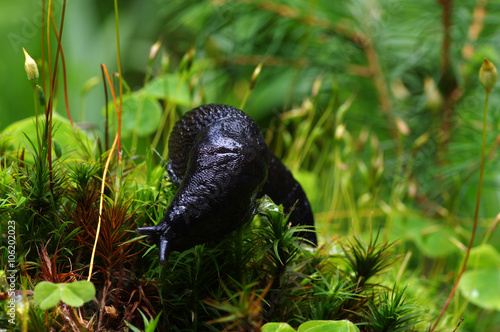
136, 104, 316, 264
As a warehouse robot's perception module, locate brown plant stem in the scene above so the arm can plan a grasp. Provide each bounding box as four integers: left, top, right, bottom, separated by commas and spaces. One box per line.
44, 0, 54, 195
114, 0, 123, 160
43, 0, 67, 195
362, 41, 392, 114
41, 0, 46, 93
101, 64, 121, 147
436, 0, 462, 163
49, 11, 73, 128
438, 0, 453, 76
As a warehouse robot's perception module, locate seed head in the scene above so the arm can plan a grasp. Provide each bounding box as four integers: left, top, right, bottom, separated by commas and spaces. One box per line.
23, 48, 39, 87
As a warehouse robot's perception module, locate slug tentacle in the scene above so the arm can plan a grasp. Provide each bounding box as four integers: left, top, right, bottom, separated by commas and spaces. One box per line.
136, 104, 316, 264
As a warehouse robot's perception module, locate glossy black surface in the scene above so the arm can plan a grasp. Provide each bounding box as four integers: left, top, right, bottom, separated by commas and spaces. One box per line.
136, 104, 317, 264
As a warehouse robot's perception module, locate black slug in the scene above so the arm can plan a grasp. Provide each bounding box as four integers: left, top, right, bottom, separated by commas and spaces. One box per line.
136, 104, 317, 264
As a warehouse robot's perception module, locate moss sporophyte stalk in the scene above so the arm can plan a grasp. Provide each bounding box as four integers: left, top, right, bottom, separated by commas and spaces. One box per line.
431, 57, 497, 332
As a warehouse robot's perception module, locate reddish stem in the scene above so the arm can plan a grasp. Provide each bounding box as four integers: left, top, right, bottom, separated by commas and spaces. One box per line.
49, 12, 73, 128
101, 65, 110, 151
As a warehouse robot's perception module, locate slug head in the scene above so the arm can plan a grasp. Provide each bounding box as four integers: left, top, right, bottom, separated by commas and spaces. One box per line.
136, 223, 176, 265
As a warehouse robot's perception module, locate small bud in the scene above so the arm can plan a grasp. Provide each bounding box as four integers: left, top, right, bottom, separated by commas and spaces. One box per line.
53, 139, 62, 158
311, 75, 323, 98
408, 179, 418, 199
479, 58, 497, 92
355, 128, 369, 152
423, 77, 443, 111
23, 48, 39, 86
390, 78, 410, 100
249, 62, 263, 90
334, 124, 345, 141
370, 134, 380, 151
161, 52, 170, 72
412, 131, 431, 152
36, 85, 46, 106
395, 117, 410, 136
180, 48, 195, 72
149, 41, 162, 62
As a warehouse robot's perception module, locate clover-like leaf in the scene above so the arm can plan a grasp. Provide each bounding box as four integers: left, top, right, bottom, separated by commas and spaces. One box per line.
466, 244, 500, 269
298, 320, 360, 332
459, 269, 500, 310
261, 322, 296, 332
262, 320, 360, 332
34, 281, 96, 310
107, 93, 162, 138
144, 73, 191, 105
61, 281, 96, 307
33, 281, 61, 310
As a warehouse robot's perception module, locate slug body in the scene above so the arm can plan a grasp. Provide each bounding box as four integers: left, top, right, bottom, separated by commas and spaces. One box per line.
136, 104, 316, 264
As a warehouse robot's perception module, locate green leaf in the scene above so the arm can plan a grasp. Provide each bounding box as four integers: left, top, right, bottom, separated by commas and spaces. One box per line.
144, 310, 163, 332
108, 93, 162, 137
33, 281, 61, 310
1, 113, 93, 161
297, 320, 360, 332
61, 281, 96, 307
261, 322, 296, 332
420, 229, 458, 258
124, 321, 142, 332
261, 320, 361, 332
459, 269, 500, 310
466, 244, 500, 269
144, 73, 191, 105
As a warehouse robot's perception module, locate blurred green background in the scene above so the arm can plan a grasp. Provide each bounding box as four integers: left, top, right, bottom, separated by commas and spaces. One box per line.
1, 0, 164, 131
2, 0, 441, 131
